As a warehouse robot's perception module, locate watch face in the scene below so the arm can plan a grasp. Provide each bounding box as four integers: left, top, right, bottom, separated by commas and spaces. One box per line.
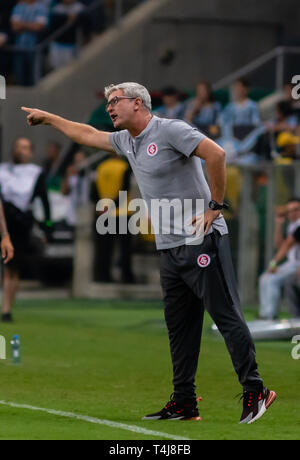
209, 201, 221, 210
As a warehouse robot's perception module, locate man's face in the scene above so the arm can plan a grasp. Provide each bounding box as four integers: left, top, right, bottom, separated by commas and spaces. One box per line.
287, 201, 300, 223
106, 90, 139, 129
13, 138, 33, 164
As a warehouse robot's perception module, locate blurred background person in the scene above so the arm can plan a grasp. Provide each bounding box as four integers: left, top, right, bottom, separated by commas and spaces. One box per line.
0, 137, 51, 322
276, 132, 300, 160
0, 199, 14, 265
0, 2, 9, 47
10, 0, 48, 86
0, 1, 17, 79
0, 1, 17, 46
265, 100, 299, 134
283, 82, 300, 117
93, 154, 135, 284
259, 198, 300, 319
40, 0, 55, 12
0, 5, 10, 77
285, 269, 300, 318
43, 140, 63, 190
80, 0, 107, 39
49, 0, 84, 69
43, 140, 62, 175
219, 78, 260, 127
0, 30, 8, 48
184, 80, 221, 128
284, 226, 300, 318
154, 86, 185, 120
60, 149, 89, 227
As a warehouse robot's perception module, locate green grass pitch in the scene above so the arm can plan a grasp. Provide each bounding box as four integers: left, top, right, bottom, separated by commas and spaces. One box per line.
0, 299, 299, 440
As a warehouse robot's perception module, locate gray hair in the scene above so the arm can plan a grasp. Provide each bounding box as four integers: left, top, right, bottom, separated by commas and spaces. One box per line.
104, 82, 152, 112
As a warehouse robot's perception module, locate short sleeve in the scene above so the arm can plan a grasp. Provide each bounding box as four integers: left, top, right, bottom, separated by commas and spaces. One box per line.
109, 130, 129, 158
165, 119, 206, 157
293, 226, 300, 243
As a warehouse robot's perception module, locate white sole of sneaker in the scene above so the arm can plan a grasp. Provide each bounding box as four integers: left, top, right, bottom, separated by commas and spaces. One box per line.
143, 415, 202, 421
142, 416, 163, 420
247, 390, 277, 424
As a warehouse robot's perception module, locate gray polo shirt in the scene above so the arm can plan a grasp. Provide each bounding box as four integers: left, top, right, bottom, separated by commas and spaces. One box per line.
109, 116, 228, 250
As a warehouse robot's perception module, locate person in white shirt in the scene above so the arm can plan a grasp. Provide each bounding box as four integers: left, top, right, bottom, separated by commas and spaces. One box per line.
0, 137, 51, 322
60, 150, 89, 227
259, 198, 300, 319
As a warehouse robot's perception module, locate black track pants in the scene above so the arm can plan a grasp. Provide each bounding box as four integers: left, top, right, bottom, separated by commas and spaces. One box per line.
160, 230, 263, 400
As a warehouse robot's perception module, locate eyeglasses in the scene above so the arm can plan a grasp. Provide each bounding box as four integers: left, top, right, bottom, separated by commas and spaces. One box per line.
105, 96, 137, 111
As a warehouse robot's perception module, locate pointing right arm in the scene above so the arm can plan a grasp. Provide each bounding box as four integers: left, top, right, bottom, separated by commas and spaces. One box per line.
21, 107, 114, 153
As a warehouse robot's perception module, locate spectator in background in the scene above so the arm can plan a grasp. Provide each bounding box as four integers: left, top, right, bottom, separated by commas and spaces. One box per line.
0, 1, 18, 83
285, 227, 300, 318
44, 140, 62, 175
49, 0, 84, 69
0, 137, 51, 322
93, 154, 135, 284
285, 270, 300, 317
0, 12, 9, 75
283, 82, 300, 116
154, 86, 185, 120
80, 0, 106, 38
259, 198, 300, 319
220, 78, 260, 127
184, 80, 221, 128
0, 5, 8, 47
61, 150, 89, 227
0, 1, 18, 81
10, 0, 48, 86
276, 132, 300, 160
266, 100, 298, 134
0, 199, 14, 266
0, 0, 17, 44
0, 31, 8, 48
40, 0, 56, 12
43, 140, 63, 190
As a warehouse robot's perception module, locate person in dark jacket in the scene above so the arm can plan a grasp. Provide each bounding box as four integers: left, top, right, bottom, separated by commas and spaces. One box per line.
49, 0, 84, 69
0, 137, 51, 322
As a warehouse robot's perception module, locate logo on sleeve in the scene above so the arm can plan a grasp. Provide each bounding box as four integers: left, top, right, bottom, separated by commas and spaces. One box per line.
197, 254, 211, 268
147, 143, 158, 157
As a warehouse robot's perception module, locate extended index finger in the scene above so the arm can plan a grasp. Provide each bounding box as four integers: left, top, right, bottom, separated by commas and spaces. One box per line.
21, 107, 33, 113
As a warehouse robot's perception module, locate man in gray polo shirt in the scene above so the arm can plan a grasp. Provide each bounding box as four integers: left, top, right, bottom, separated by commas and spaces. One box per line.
21, 82, 276, 424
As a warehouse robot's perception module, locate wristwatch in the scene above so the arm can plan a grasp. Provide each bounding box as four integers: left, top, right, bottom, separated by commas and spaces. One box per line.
208, 200, 229, 211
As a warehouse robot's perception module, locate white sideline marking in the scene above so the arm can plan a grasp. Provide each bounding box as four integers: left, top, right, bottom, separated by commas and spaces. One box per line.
0, 400, 190, 441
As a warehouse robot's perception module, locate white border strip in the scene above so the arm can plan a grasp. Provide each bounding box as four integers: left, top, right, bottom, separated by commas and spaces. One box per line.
0, 400, 190, 441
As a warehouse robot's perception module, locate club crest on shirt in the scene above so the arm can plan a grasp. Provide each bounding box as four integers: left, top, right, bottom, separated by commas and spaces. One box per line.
147, 143, 158, 157
197, 254, 211, 268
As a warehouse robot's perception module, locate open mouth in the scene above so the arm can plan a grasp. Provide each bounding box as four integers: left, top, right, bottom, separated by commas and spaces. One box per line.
111, 114, 118, 122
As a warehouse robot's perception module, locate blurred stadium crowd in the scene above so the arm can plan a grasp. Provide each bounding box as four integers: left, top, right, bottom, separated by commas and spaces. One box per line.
0, 1, 300, 324
0, 0, 144, 85
153, 78, 300, 163
1, 76, 300, 323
